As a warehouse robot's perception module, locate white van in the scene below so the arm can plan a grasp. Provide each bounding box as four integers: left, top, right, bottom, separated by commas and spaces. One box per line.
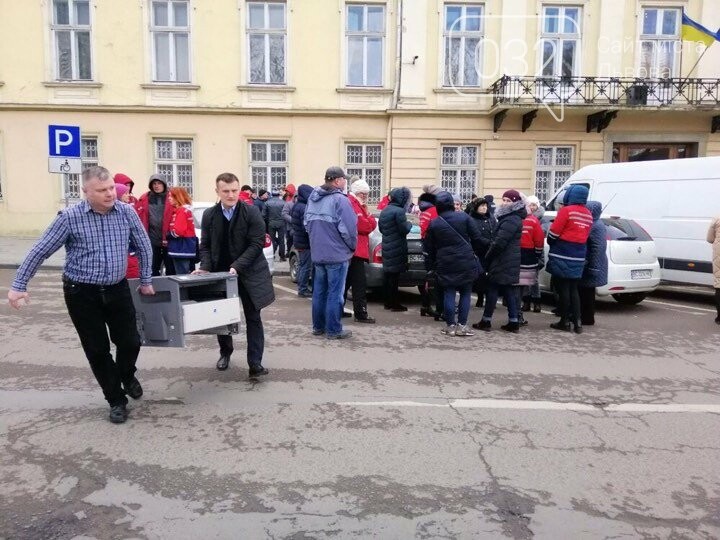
546, 156, 720, 287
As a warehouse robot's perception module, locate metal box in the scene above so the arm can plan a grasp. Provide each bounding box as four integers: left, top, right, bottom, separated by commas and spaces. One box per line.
129, 273, 241, 347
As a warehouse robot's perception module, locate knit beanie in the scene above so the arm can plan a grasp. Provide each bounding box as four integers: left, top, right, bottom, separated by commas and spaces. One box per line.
526, 195, 540, 206
350, 179, 371, 194
423, 184, 443, 196
502, 189, 522, 202
115, 183, 129, 198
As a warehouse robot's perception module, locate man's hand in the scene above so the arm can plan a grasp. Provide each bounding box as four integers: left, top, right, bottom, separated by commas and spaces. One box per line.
191, 269, 209, 275
138, 284, 155, 296
8, 289, 29, 310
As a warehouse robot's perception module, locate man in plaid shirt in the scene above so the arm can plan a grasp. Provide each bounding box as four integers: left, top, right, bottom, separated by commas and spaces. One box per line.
8, 166, 154, 424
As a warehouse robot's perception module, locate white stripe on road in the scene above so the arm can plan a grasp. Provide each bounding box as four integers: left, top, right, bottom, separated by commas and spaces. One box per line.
643, 299, 717, 313
340, 399, 720, 414
273, 282, 303, 296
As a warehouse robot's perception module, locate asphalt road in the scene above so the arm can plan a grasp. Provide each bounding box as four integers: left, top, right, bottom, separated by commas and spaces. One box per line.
1, 269, 719, 539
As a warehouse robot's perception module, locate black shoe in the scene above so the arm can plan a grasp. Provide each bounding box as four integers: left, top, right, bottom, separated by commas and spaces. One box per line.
519, 318, 529, 326
312, 328, 325, 336
390, 305, 408, 312
550, 320, 571, 332
327, 329, 353, 340
501, 322, 520, 333
573, 322, 583, 334
216, 355, 230, 371
533, 302, 542, 313
472, 320, 492, 331
420, 307, 438, 317
249, 366, 269, 379
342, 311, 352, 318
522, 299, 531, 312
298, 292, 313, 298
123, 377, 143, 400
109, 404, 128, 424
551, 308, 560, 316
475, 298, 484, 308
434, 313, 445, 322
715, 316, 720, 325
384, 304, 392, 310
355, 316, 376, 324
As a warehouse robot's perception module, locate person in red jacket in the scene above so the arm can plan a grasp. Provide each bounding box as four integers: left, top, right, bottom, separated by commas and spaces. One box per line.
517, 195, 545, 325
135, 174, 176, 276
115, 183, 140, 279
344, 178, 377, 323
418, 185, 442, 318
167, 187, 198, 275
114, 173, 138, 206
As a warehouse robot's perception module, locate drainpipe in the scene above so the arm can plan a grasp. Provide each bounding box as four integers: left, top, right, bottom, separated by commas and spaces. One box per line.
387, 0, 403, 200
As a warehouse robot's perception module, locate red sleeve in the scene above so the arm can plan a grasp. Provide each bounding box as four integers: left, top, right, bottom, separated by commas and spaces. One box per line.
532, 218, 545, 249
548, 207, 568, 240
357, 208, 377, 235
377, 196, 389, 210
171, 207, 195, 238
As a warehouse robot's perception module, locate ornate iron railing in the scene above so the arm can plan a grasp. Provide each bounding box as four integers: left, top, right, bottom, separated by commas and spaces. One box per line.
491, 76, 720, 108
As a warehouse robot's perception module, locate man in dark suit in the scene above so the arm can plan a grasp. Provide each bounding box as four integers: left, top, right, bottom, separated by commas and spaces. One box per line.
193, 172, 275, 377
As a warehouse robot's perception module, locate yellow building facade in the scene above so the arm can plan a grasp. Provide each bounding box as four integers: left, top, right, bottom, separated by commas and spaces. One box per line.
0, 0, 719, 234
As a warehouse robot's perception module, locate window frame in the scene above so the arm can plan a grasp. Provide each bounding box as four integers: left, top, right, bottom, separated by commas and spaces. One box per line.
51, 0, 93, 81
248, 140, 289, 193
62, 137, 99, 201
442, 3, 485, 88
637, 6, 681, 79
439, 144, 479, 203
345, 3, 386, 87
153, 138, 194, 195
534, 145, 575, 204
150, 0, 192, 83
246, 1, 288, 85
345, 142, 384, 204
538, 5, 582, 79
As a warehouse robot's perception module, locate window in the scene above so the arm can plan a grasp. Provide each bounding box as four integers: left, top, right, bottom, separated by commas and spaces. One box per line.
151, 0, 190, 82
440, 145, 478, 202
346, 143, 383, 204
535, 146, 574, 203
52, 0, 92, 80
249, 141, 288, 193
62, 138, 98, 200
443, 3, 483, 87
247, 2, 286, 84
346, 4, 385, 87
639, 8, 680, 78
540, 5, 581, 78
154, 139, 193, 194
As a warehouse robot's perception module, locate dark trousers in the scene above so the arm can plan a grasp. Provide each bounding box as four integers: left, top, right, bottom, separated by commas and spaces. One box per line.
715, 289, 720, 318
344, 257, 369, 317
217, 282, 264, 369
296, 249, 312, 295
556, 277, 581, 324
483, 283, 519, 322
63, 278, 141, 407
286, 229, 294, 253
269, 223, 286, 259
151, 245, 175, 277
383, 271, 401, 307
579, 286, 597, 325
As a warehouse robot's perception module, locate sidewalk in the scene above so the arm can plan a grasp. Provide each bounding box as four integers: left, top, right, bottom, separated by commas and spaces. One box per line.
0, 236, 290, 276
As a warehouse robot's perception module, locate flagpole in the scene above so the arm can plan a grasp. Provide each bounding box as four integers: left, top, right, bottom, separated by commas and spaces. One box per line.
680, 46, 710, 88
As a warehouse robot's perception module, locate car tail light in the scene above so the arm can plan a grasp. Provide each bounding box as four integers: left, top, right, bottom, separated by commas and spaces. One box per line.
372, 244, 382, 264
609, 286, 625, 291
264, 234, 272, 248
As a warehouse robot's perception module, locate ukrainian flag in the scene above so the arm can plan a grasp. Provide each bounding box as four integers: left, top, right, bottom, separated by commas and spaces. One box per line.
681, 11, 719, 47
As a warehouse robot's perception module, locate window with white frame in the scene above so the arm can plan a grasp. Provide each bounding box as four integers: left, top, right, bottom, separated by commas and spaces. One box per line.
346, 143, 383, 204
346, 4, 385, 87
535, 146, 574, 203
151, 0, 191, 82
247, 1, 287, 84
63, 137, 98, 200
440, 145, 478, 203
540, 5, 581, 78
154, 139, 194, 194
249, 141, 288, 193
52, 0, 92, 80
639, 7, 680, 78
443, 3, 483, 87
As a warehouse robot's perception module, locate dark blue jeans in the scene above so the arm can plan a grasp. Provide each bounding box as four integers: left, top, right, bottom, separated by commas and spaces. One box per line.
312, 261, 349, 336
482, 283, 519, 323
296, 249, 312, 295
443, 282, 472, 326
172, 257, 192, 275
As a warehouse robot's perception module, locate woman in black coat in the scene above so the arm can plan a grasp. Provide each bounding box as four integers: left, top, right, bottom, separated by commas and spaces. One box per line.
473, 190, 526, 333
378, 187, 412, 311
425, 192, 484, 336
469, 196, 495, 307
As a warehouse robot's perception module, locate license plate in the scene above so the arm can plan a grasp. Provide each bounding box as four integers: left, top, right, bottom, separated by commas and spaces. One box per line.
631, 269, 652, 280
408, 254, 424, 262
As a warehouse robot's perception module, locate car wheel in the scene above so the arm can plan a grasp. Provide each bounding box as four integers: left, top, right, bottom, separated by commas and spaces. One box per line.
612, 292, 647, 305
289, 254, 298, 283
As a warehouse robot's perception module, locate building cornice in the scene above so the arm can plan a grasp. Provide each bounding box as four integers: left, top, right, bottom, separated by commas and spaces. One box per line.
43, 81, 103, 89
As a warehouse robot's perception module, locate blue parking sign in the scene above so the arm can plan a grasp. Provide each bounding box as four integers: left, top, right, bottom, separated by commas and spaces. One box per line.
48, 125, 81, 158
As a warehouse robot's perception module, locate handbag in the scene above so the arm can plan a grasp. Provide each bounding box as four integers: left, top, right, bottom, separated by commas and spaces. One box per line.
167, 236, 198, 259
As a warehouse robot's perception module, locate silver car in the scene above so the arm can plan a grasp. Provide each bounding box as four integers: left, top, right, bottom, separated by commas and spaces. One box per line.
191, 202, 275, 275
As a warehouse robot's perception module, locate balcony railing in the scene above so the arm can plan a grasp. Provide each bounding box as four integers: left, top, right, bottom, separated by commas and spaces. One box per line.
491, 76, 720, 108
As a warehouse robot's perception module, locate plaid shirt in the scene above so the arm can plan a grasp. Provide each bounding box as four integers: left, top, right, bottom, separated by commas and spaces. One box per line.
12, 200, 153, 292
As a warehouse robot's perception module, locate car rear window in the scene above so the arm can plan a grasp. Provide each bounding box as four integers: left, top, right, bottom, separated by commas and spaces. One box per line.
601, 217, 652, 241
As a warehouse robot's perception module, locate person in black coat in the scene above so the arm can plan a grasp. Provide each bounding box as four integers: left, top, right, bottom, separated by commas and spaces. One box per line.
378, 187, 412, 311
473, 190, 526, 333
469, 196, 496, 307
426, 192, 484, 336
195, 173, 275, 376
290, 184, 314, 297
579, 201, 608, 326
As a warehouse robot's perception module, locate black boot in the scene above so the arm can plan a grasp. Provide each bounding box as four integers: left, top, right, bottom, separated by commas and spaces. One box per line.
573, 321, 583, 334
550, 320, 571, 332
521, 298, 531, 312
532, 300, 541, 313
355, 309, 376, 324
518, 312, 528, 326
420, 306, 438, 317
501, 321, 520, 333
475, 296, 484, 308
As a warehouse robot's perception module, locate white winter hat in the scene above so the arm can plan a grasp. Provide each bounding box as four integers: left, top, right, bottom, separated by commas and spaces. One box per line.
350, 179, 370, 194
526, 195, 540, 206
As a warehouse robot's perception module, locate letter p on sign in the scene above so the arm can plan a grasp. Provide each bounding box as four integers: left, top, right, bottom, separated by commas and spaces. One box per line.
48, 125, 81, 158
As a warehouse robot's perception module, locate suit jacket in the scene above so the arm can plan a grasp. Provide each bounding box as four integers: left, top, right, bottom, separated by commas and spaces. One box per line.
199, 202, 275, 311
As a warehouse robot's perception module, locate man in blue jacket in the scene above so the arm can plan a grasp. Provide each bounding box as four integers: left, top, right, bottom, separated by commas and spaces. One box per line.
304, 167, 358, 339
